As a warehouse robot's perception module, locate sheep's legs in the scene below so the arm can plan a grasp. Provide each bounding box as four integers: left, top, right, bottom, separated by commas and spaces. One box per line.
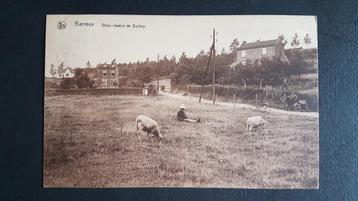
135, 128, 141, 140
247, 124, 251, 133
247, 125, 253, 134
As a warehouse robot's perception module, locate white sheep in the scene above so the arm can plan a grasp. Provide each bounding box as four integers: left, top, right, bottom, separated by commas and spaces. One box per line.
135, 115, 163, 140
246, 116, 269, 132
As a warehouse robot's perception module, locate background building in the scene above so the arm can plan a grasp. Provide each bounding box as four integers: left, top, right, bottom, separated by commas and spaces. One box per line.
96, 63, 118, 88
234, 39, 289, 66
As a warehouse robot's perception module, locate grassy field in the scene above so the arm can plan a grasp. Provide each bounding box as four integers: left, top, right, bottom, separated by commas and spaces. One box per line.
44, 95, 319, 188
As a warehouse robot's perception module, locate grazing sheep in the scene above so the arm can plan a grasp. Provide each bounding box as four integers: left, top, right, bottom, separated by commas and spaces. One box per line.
135, 115, 163, 140
246, 116, 269, 132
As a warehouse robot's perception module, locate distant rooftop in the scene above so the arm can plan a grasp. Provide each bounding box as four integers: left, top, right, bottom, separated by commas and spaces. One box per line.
96, 63, 116, 68
58, 67, 75, 73
237, 39, 279, 50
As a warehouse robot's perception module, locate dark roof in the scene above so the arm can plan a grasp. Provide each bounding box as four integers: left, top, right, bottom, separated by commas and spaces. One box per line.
58, 67, 75, 74
237, 39, 278, 50
97, 63, 116, 68
83, 68, 97, 73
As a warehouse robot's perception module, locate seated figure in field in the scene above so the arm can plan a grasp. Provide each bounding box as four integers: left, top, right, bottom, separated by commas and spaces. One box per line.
177, 104, 200, 123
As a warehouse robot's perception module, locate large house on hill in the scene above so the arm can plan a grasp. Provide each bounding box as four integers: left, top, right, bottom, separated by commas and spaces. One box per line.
95, 63, 119, 88
231, 39, 290, 67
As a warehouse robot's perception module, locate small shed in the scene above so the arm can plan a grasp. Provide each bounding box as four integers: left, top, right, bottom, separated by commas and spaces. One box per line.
151, 78, 172, 92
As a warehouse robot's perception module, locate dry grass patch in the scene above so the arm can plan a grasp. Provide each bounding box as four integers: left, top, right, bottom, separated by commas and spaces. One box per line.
44, 95, 318, 188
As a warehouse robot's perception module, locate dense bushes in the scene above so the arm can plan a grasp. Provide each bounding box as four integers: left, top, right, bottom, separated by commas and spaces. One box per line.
74, 69, 94, 88
185, 85, 265, 100
177, 84, 318, 112
59, 78, 76, 89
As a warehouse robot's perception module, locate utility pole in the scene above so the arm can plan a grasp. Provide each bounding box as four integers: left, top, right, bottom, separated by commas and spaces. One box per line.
156, 54, 160, 95
212, 29, 216, 105
199, 29, 216, 103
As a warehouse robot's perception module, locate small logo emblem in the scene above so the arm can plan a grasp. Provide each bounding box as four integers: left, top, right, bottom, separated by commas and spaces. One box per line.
57, 21, 66, 30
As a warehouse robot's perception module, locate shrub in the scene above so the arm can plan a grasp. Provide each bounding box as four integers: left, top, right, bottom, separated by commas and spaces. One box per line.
74, 69, 93, 88
59, 78, 76, 89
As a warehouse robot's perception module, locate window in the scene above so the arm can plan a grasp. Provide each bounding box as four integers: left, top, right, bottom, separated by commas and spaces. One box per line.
102, 79, 107, 87
66, 73, 69, 77
241, 50, 246, 57
111, 71, 115, 77
262, 47, 267, 55
103, 71, 107, 77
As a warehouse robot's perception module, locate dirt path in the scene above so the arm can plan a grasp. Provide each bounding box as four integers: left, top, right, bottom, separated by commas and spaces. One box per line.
161, 92, 318, 118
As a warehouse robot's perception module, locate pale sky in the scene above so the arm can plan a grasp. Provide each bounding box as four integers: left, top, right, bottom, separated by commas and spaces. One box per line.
45, 15, 317, 76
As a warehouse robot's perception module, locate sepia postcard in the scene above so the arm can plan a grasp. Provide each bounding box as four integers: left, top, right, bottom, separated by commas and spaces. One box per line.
44, 15, 318, 188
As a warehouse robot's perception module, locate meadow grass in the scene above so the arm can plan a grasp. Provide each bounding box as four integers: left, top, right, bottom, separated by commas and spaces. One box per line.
44, 95, 318, 188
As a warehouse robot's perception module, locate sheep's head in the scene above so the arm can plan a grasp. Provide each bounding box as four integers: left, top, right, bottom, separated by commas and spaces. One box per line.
152, 128, 163, 138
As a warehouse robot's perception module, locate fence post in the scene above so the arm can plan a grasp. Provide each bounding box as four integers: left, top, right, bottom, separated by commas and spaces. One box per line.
255, 93, 258, 106
233, 94, 236, 109
264, 88, 267, 100
188, 86, 191, 100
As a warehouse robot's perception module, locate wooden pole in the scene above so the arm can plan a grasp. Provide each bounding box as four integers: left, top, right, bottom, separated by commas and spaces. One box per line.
212, 29, 216, 105
265, 87, 267, 100
255, 93, 258, 106
157, 78, 159, 96
189, 86, 191, 100
233, 94, 236, 109
199, 29, 215, 103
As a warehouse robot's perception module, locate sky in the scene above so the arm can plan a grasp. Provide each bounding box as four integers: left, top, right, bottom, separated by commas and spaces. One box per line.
45, 15, 317, 76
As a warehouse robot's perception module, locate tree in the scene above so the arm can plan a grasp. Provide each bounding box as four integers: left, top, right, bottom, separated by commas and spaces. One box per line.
170, 55, 176, 63
111, 58, 116, 65
290, 33, 301, 49
57, 62, 64, 77
59, 78, 75, 89
58, 62, 64, 69
136, 65, 152, 83
221, 48, 227, 55
232, 58, 295, 87
278, 34, 285, 42
50, 64, 57, 84
229, 38, 240, 52
179, 52, 188, 63
169, 55, 177, 73
286, 50, 310, 78
160, 55, 171, 76
278, 34, 288, 46
86, 61, 91, 68
303, 34, 312, 48
74, 68, 93, 88
198, 49, 206, 57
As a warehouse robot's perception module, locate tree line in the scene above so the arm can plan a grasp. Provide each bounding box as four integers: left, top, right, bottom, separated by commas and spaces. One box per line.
50, 33, 315, 89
